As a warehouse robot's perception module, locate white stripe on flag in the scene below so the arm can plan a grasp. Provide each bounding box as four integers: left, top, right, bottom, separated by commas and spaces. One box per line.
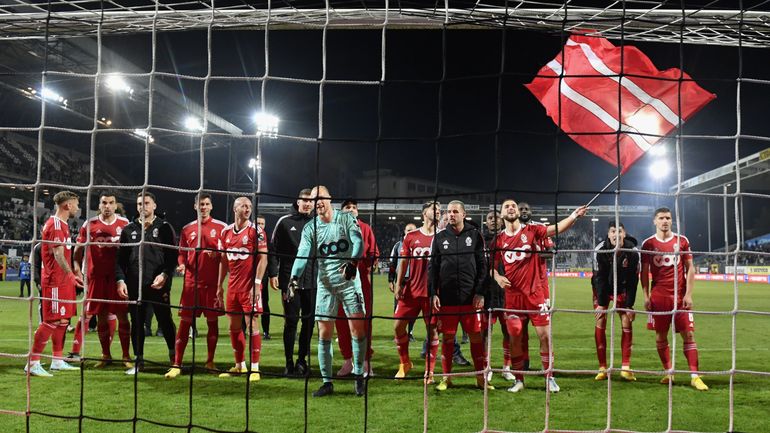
566, 39, 681, 127
546, 60, 652, 153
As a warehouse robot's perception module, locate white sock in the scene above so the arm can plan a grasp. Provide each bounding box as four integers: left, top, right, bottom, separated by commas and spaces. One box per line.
251, 362, 259, 371
691, 373, 699, 379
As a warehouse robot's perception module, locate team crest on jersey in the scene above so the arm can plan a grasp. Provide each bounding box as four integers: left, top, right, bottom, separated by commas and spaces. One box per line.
442, 240, 449, 249
210, 229, 217, 237
152, 228, 159, 238
226, 237, 231, 243
131, 232, 137, 240
290, 226, 297, 231
622, 257, 629, 268
242, 235, 248, 245
190, 232, 197, 240
116, 227, 122, 235
465, 236, 472, 247
521, 233, 528, 243
415, 239, 421, 244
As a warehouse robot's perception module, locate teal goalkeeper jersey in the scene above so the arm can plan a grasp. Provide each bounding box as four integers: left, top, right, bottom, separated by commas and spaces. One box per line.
291, 209, 363, 289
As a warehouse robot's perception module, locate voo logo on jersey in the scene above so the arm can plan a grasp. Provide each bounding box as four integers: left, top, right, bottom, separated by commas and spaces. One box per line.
504, 244, 532, 263
412, 247, 432, 258
653, 254, 680, 267
226, 247, 251, 261
319, 239, 349, 257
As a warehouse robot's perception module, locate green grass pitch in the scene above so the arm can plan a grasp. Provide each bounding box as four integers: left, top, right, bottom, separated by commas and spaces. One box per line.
1, 276, 769, 433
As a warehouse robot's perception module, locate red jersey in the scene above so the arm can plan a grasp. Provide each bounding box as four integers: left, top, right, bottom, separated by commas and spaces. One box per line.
494, 223, 548, 296
641, 233, 692, 298
219, 221, 267, 293
399, 228, 434, 298
178, 217, 227, 289
357, 219, 380, 277
77, 215, 129, 278
41, 215, 73, 287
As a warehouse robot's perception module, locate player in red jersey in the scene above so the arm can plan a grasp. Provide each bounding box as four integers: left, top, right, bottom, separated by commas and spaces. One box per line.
641, 207, 708, 391
165, 193, 227, 379
26, 191, 84, 377
493, 199, 587, 393
336, 199, 379, 377
69, 191, 131, 368
217, 197, 268, 382
393, 201, 441, 383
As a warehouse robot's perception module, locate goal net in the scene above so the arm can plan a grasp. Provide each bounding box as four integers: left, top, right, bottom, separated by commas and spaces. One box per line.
0, 2, 769, 433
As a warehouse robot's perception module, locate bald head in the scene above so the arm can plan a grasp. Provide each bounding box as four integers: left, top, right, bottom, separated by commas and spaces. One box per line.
310, 185, 333, 221
233, 196, 252, 223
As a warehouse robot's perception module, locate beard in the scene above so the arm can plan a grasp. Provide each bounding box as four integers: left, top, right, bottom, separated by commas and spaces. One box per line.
518, 214, 531, 223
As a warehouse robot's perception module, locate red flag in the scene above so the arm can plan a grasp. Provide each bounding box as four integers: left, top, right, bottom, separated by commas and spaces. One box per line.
525, 34, 715, 173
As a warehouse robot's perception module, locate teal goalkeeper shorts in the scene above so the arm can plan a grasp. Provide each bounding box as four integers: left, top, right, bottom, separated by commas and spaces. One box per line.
315, 281, 365, 322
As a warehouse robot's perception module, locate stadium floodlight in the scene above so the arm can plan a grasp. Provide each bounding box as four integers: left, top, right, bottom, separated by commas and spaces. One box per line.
591, 217, 600, 222
413, 216, 421, 220
40, 87, 67, 106
184, 116, 204, 132
649, 159, 670, 179
254, 112, 279, 137
248, 157, 262, 170
104, 74, 134, 95
540, 217, 549, 222
134, 128, 155, 143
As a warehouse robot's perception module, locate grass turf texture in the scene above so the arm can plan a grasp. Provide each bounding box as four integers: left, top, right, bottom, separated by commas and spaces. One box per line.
1, 276, 769, 433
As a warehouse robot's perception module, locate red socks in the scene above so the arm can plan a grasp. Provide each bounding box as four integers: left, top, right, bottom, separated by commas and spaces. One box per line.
174, 319, 192, 366
683, 342, 699, 373
118, 318, 131, 359
595, 326, 607, 369
31, 322, 56, 362
502, 337, 511, 367
656, 340, 671, 370
441, 337, 455, 374
395, 332, 411, 365
621, 328, 633, 367
70, 319, 85, 355
427, 338, 439, 374
97, 318, 111, 358
206, 319, 219, 364
52, 323, 68, 360
470, 341, 486, 372
250, 331, 262, 364
229, 330, 246, 364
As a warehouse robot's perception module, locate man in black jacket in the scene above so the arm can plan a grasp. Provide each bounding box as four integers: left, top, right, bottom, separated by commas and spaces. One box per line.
116, 191, 177, 375
268, 188, 316, 376
591, 221, 639, 382
428, 200, 490, 391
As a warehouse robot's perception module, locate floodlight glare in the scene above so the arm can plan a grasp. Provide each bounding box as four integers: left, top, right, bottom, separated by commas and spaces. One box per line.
649, 159, 671, 179
649, 144, 667, 156
134, 128, 155, 143
591, 218, 600, 222
40, 87, 64, 103
540, 217, 549, 222
248, 157, 260, 169
184, 116, 204, 131
104, 75, 134, 94
254, 112, 279, 137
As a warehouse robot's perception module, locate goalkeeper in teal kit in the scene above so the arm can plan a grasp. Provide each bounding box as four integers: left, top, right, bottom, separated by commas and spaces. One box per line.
289, 185, 368, 397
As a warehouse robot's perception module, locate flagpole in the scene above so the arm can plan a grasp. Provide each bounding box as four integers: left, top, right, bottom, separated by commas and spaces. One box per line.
585, 175, 619, 208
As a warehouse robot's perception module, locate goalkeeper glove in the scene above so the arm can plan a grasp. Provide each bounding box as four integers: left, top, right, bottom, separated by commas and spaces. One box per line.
286, 277, 299, 302
343, 261, 358, 281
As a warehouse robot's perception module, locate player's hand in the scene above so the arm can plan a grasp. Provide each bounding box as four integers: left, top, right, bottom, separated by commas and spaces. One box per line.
68, 272, 84, 289
388, 281, 395, 293
572, 205, 589, 219
151, 273, 167, 289
176, 264, 185, 275
285, 277, 298, 302
215, 287, 224, 308
626, 310, 636, 322
117, 281, 129, 299
682, 294, 693, 309
494, 273, 511, 289
594, 306, 607, 321
644, 296, 651, 311
431, 296, 441, 313
341, 261, 357, 280
473, 294, 484, 310
269, 276, 279, 290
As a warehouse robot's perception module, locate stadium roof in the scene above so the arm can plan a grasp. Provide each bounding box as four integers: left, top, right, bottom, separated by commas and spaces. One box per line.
672, 147, 770, 194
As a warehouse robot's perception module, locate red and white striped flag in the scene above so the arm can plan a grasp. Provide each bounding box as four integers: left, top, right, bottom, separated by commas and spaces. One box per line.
526, 34, 715, 173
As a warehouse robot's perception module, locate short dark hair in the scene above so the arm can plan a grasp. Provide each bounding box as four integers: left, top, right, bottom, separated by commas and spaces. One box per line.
197, 192, 212, 203
422, 201, 440, 211
608, 221, 625, 229
137, 191, 156, 202
341, 198, 358, 208
298, 188, 312, 197
257, 214, 266, 220
654, 207, 671, 217
99, 190, 118, 200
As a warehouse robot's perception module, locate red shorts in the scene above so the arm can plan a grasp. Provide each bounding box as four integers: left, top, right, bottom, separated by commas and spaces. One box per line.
430, 304, 482, 335
647, 294, 694, 333
226, 290, 262, 316
505, 291, 550, 327
480, 309, 507, 331
592, 287, 629, 310
42, 284, 77, 322
179, 283, 223, 319
85, 274, 127, 315
394, 296, 431, 324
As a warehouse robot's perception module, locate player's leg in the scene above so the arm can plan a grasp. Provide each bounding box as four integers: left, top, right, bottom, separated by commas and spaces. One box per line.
127, 301, 147, 373
534, 323, 559, 393
221, 312, 247, 376
619, 311, 636, 381
341, 284, 368, 396
462, 309, 491, 390
260, 283, 270, 339
594, 306, 608, 380
94, 310, 112, 359
114, 309, 132, 367
679, 316, 708, 390
245, 311, 262, 382
335, 304, 353, 376
281, 289, 300, 375
504, 314, 525, 392
393, 299, 418, 378
295, 287, 315, 375
435, 308, 460, 391
313, 288, 336, 397
28, 292, 58, 376
50, 284, 79, 371
498, 313, 513, 380
69, 312, 92, 359
204, 314, 219, 370
151, 292, 177, 364
168, 286, 193, 376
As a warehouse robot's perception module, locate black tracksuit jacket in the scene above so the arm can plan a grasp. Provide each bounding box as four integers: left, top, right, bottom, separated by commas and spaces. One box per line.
115, 217, 177, 297
268, 208, 317, 291
428, 222, 487, 306
591, 236, 640, 308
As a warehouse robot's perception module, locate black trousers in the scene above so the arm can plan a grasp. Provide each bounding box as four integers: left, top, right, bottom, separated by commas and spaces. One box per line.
129, 288, 176, 363
20, 279, 31, 296
282, 288, 315, 365
261, 281, 270, 334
